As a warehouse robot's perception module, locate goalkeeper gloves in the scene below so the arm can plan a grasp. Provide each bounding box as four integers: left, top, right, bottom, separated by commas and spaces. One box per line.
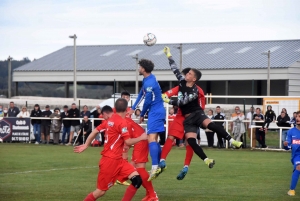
161, 93, 170, 104
163, 46, 172, 58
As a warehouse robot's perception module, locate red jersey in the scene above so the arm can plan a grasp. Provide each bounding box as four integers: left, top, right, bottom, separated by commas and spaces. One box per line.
168, 114, 176, 128
165, 85, 205, 116
125, 117, 145, 138
113, 107, 132, 118
95, 114, 130, 159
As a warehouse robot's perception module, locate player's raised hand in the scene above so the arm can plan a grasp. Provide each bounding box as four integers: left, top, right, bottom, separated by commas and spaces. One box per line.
163, 46, 172, 58
161, 93, 170, 103
74, 144, 88, 153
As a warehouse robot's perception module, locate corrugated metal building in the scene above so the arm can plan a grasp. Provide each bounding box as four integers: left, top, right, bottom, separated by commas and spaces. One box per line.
13, 39, 300, 103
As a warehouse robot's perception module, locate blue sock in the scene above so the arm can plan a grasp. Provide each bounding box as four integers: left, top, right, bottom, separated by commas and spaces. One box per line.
290, 169, 300, 190
149, 142, 159, 166
157, 142, 161, 162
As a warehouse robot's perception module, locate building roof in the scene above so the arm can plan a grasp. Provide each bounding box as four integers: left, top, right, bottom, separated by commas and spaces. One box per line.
14, 39, 300, 71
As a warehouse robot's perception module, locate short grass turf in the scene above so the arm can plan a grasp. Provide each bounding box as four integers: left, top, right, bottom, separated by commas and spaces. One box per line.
0, 143, 298, 201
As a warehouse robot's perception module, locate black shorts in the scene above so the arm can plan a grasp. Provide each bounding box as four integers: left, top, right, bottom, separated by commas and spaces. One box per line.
184, 110, 208, 134
41, 124, 50, 135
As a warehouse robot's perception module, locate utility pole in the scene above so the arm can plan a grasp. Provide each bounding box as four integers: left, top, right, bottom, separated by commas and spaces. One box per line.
8, 56, 12, 98
261, 50, 271, 96
175, 44, 183, 71
69, 34, 77, 101
132, 54, 139, 94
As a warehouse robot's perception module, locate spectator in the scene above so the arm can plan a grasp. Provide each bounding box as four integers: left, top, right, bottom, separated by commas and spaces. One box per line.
230, 106, 245, 145
253, 108, 267, 148
3, 107, 8, 117
50, 108, 62, 145
30, 104, 42, 144
60, 105, 71, 145
80, 105, 90, 118
262, 105, 276, 132
246, 107, 255, 148
7, 101, 20, 117
290, 112, 297, 127
66, 103, 80, 146
17, 106, 30, 118
90, 106, 104, 145
132, 109, 141, 120
0, 105, 3, 117
277, 111, 291, 148
91, 106, 102, 127
205, 109, 215, 148
214, 106, 226, 148
77, 115, 92, 145
282, 108, 287, 114
41, 105, 52, 144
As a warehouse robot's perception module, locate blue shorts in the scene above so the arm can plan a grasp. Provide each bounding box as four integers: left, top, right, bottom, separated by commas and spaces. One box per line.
292, 155, 300, 169
146, 110, 166, 134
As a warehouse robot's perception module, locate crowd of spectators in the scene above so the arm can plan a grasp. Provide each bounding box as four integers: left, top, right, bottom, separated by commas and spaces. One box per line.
0, 100, 297, 149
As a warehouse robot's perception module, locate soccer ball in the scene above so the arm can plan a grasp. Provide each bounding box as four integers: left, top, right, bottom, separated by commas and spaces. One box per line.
143, 33, 157, 46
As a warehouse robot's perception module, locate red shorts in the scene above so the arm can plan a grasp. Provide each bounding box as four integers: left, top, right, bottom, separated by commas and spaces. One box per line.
168, 115, 185, 139
131, 140, 149, 163
97, 157, 136, 191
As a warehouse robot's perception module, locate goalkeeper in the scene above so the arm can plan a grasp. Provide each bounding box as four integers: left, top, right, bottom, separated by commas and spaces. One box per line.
151, 47, 243, 180
283, 110, 300, 196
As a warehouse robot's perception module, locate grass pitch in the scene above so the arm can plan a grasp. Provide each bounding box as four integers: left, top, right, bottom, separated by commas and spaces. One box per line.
0, 143, 298, 201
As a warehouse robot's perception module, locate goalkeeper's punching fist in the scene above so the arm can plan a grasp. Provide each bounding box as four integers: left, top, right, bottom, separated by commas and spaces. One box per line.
163, 46, 172, 58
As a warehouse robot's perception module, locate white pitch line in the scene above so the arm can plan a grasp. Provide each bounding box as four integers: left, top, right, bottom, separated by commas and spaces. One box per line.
0, 166, 98, 176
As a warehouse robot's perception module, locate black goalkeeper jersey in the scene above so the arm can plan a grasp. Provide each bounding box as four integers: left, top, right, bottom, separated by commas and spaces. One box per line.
167, 57, 201, 115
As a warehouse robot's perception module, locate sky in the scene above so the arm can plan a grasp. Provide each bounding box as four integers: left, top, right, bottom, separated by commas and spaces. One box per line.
1, 0, 300, 60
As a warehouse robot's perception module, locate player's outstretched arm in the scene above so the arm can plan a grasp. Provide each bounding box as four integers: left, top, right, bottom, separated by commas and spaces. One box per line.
125, 133, 147, 146
131, 88, 144, 113
164, 46, 185, 82
283, 130, 292, 150
74, 127, 102, 153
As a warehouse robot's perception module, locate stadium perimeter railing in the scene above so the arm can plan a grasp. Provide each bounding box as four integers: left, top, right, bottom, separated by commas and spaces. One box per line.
27, 117, 292, 151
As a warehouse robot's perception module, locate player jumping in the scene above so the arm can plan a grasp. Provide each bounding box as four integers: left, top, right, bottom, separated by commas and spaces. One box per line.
129, 59, 166, 181
152, 47, 243, 179
158, 74, 206, 180
283, 110, 300, 196
74, 99, 147, 201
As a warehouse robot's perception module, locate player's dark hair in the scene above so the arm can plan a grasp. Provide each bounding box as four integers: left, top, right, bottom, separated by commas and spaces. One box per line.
121, 91, 130, 97
139, 59, 154, 73
115, 98, 128, 113
297, 111, 300, 115
101, 105, 113, 114
191, 68, 202, 81
181, 68, 191, 75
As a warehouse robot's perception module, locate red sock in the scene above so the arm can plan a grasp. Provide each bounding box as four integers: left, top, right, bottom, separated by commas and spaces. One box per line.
137, 168, 156, 197
122, 185, 137, 201
160, 138, 173, 160
184, 145, 194, 166
84, 192, 96, 201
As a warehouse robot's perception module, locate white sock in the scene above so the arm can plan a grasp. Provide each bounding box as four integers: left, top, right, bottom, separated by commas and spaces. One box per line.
184, 165, 189, 168
152, 165, 158, 169
160, 159, 165, 162
204, 158, 208, 162
229, 139, 234, 143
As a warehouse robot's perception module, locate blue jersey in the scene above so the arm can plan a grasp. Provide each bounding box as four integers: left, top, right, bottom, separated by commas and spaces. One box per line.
132, 74, 165, 117
286, 127, 300, 162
